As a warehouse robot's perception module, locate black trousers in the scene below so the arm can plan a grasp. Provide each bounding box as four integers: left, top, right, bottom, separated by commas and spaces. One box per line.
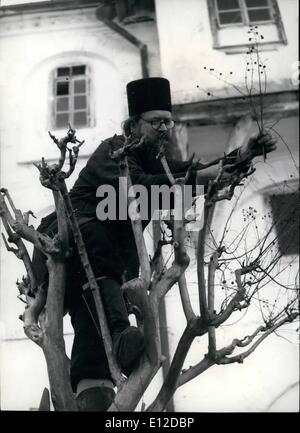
32, 214, 139, 391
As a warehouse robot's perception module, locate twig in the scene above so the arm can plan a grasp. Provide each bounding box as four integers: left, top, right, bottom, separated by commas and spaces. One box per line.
265, 381, 299, 411
207, 251, 218, 358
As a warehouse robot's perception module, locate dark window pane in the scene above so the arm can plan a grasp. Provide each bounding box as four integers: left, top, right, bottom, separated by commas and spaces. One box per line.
72, 65, 86, 75
74, 95, 87, 110
74, 111, 87, 127
245, 0, 268, 7
219, 11, 243, 24
248, 8, 272, 21
56, 97, 69, 112
57, 67, 70, 77
217, 0, 240, 11
56, 113, 69, 129
74, 79, 86, 94
270, 193, 299, 256
56, 81, 69, 96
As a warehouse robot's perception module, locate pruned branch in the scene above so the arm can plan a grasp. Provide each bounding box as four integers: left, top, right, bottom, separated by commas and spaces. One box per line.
48, 125, 84, 173
0, 194, 38, 290
111, 136, 156, 365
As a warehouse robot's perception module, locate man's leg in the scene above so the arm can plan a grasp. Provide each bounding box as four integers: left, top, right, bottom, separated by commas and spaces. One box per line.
76, 380, 115, 412
68, 220, 144, 410
70, 280, 144, 411
69, 292, 114, 399
97, 277, 145, 377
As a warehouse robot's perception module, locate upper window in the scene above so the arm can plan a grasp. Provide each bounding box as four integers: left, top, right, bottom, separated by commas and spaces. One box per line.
96, 0, 155, 23
215, 0, 273, 27
207, 0, 287, 51
54, 65, 89, 130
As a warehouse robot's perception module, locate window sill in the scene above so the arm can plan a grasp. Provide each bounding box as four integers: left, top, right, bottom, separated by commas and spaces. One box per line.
213, 40, 285, 54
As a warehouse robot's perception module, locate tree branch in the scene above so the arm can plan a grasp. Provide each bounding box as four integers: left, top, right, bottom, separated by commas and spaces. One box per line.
208, 251, 218, 358
211, 265, 258, 327
178, 274, 196, 321
111, 137, 158, 365
178, 356, 215, 388
0, 189, 59, 255
146, 317, 202, 412
216, 313, 299, 364
197, 204, 213, 320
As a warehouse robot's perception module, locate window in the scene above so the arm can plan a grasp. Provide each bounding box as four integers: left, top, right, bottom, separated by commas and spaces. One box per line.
97, 0, 155, 23
215, 0, 273, 27
54, 65, 89, 129
269, 193, 299, 256
207, 0, 287, 51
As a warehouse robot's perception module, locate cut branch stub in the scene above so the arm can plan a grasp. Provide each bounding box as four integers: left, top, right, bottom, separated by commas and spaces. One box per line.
110, 135, 145, 161
35, 127, 84, 190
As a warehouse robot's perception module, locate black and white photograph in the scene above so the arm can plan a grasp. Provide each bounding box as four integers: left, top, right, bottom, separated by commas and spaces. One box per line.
0, 0, 299, 414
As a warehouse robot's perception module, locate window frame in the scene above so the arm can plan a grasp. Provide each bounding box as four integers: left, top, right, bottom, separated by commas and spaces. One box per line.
53, 64, 90, 130
215, 0, 274, 28
207, 0, 288, 51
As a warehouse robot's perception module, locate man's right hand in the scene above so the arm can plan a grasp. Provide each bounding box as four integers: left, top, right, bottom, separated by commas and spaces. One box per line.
239, 130, 277, 161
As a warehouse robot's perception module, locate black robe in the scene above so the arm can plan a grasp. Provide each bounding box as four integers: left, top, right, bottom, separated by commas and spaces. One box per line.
32, 134, 247, 307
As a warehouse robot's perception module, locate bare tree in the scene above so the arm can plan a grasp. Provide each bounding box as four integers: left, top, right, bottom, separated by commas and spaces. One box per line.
0, 120, 298, 411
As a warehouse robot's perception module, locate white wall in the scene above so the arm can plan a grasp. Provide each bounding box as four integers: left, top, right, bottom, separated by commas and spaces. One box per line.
155, 0, 299, 103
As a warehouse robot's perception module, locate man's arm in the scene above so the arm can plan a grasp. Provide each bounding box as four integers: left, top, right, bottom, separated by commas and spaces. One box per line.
166, 130, 276, 180
195, 130, 277, 186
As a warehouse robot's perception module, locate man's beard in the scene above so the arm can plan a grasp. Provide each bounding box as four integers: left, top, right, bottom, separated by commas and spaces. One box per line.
131, 131, 174, 165
143, 131, 173, 155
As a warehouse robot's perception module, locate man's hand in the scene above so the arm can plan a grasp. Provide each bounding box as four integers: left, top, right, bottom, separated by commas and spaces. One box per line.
240, 130, 277, 161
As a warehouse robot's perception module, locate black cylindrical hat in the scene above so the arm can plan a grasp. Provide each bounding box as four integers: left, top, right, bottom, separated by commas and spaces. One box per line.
126, 77, 172, 117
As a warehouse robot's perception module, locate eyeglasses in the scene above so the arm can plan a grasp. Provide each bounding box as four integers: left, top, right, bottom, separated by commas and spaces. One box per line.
141, 117, 175, 130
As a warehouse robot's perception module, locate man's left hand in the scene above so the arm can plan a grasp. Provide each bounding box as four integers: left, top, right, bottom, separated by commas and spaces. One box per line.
244, 130, 277, 160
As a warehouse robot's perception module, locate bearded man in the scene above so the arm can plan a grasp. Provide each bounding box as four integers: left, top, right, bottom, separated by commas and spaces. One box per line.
32, 77, 276, 411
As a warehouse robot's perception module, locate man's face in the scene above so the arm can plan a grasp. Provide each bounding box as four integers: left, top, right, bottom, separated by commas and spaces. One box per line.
134, 110, 173, 147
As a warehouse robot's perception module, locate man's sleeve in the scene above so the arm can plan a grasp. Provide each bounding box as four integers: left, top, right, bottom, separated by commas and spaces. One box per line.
166, 147, 251, 177
164, 158, 191, 174
223, 148, 252, 173
127, 154, 196, 189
